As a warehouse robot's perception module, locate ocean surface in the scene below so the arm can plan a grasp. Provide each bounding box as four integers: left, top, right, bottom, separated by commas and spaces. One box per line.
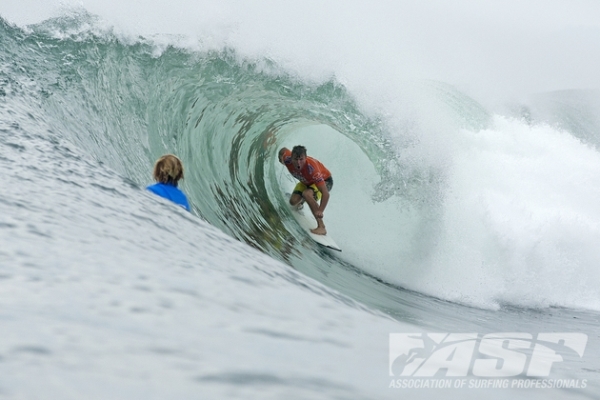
1, 1, 600, 399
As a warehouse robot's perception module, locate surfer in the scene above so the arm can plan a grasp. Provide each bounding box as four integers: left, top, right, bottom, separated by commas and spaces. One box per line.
146, 154, 191, 211
278, 145, 333, 235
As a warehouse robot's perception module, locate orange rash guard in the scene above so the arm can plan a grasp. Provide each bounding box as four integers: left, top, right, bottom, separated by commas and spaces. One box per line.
282, 149, 332, 186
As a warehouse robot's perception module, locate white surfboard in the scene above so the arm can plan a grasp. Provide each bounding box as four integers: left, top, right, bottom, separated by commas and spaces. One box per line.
288, 204, 342, 252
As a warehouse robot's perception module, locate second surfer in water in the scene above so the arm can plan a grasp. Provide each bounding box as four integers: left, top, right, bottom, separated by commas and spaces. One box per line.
278, 145, 333, 235
146, 154, 191, 212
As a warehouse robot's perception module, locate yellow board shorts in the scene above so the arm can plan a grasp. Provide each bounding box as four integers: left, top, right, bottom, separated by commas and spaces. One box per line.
292, 177, 333, 202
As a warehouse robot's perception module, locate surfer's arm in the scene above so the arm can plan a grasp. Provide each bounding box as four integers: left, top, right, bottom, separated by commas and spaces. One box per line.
315, 181, 329, 218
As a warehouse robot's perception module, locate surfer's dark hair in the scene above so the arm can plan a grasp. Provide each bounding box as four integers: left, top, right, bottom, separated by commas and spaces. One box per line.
153, 154, 184, 185
291, 145, 307, 157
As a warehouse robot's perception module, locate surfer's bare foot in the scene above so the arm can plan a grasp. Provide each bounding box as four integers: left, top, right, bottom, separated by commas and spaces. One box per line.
310, 227, 327, 235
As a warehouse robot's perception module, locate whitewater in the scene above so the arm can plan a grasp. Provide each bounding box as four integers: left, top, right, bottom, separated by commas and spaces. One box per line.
1, 1, 600, 399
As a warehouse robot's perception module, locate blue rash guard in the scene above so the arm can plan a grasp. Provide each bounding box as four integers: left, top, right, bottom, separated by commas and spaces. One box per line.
146, 183, 191, 211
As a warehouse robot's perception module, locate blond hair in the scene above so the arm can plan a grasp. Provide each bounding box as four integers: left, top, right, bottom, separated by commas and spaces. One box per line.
153, 154, 184, 185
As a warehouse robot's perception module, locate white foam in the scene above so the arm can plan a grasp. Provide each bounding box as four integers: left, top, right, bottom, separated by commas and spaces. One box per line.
394, 116, 600, 310
3, 0, 600, 98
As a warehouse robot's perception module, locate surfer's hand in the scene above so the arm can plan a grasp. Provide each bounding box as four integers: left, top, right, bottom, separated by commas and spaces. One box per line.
315, 210, 324, 219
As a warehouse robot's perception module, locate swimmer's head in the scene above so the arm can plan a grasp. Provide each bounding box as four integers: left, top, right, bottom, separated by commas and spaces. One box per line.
153, 154, 184, 185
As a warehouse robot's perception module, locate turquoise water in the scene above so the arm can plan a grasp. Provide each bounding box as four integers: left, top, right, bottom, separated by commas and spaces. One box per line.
2, 6, 600, 399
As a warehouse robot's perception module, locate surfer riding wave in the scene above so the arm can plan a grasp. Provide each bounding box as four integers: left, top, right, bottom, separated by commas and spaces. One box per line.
278, 145, 333, 235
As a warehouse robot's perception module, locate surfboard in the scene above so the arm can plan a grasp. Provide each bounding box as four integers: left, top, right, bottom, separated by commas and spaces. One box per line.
288, 203, 342, 252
